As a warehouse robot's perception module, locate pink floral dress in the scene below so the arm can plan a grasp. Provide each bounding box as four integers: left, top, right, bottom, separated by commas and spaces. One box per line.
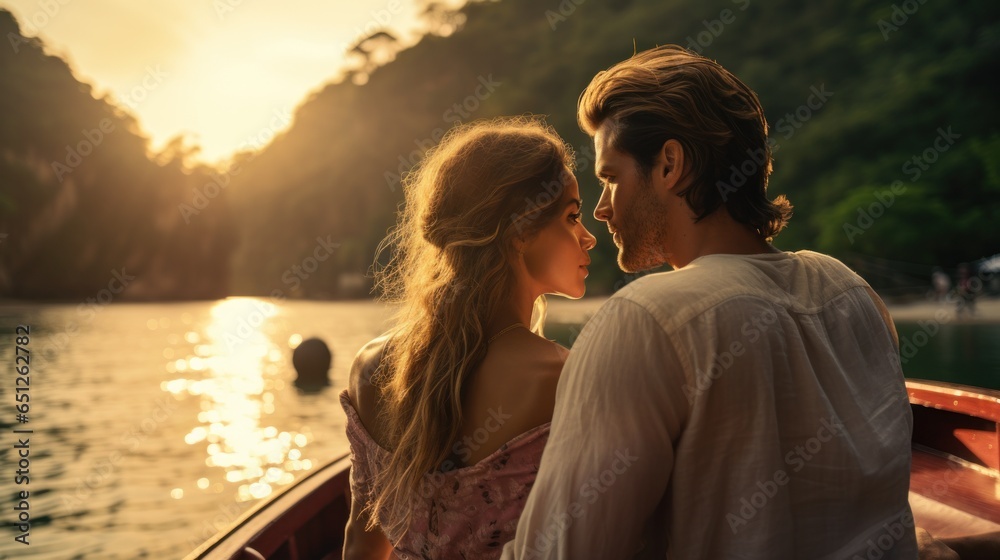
340, 390, 550, 559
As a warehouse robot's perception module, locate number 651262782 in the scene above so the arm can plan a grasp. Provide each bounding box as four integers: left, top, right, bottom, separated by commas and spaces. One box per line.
15, 325, 30, 419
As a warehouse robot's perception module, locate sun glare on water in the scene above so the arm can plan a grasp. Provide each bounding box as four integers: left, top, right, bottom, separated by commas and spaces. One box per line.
160, 297, 312, 502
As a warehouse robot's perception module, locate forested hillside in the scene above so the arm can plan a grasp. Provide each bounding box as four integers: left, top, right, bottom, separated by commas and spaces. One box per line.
3, 0, 998, 299
0, 10, 235, 299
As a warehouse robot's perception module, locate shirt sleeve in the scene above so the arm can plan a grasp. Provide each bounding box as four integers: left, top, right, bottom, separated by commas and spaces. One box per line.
500, 296, 689, 560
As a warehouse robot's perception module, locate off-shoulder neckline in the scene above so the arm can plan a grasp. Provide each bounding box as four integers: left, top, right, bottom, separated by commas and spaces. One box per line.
339, 389, 550, 473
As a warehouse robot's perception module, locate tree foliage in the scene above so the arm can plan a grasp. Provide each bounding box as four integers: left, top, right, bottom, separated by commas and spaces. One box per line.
0, 11, 235, 299
2, 0, 997, 299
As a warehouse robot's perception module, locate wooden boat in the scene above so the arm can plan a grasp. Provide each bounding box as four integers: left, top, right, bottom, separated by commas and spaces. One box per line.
185, 379, 1000, 560
906, 380, 1000, 537
185, 452, 353, 560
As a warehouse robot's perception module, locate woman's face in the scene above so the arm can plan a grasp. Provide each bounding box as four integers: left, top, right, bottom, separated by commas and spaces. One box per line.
520, 171, 597, 299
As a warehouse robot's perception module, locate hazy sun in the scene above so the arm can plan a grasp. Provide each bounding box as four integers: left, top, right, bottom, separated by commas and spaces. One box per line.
2, 0, 440, 164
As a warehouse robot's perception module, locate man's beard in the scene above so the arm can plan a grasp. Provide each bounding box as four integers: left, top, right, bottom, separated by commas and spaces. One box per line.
616, 176, 671, 273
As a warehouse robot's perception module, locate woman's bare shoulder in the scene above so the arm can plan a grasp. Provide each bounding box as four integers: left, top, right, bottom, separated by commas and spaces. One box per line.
473, 329, 568, 424
347, 333, 394, 442
454, 330, 566, 462
348, 333, 392, 395
487, 327, 565, 372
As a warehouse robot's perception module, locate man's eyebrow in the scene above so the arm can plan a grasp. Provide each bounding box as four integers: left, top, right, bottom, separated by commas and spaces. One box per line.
595, 164, 613, 178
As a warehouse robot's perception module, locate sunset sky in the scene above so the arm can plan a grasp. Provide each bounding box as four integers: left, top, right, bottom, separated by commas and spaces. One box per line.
2, 0, 456, 163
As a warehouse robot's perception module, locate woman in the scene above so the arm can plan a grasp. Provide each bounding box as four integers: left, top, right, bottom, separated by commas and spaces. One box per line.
341, 116, 596, 559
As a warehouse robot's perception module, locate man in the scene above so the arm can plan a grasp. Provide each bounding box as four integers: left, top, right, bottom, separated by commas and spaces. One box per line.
500, 45, 917, 559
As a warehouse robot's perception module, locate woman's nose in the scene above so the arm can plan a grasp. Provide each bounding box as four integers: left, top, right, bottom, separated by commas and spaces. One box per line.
582, 227, 597, 251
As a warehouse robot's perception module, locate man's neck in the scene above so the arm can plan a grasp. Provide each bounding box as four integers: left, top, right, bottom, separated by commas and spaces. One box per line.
667, 209, 778, 269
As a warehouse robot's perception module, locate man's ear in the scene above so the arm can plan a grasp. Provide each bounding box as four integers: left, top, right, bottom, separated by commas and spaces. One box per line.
656, 139, 688, 193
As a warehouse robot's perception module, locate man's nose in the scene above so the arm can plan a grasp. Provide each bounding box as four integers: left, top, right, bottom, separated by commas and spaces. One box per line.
594, 187, 611, 223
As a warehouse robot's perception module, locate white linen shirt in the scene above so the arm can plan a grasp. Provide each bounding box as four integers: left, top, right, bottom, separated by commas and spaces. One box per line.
501, 250, 916, 560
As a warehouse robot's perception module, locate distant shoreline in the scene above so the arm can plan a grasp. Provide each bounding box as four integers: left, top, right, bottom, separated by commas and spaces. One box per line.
2, 295, 997, 325
883, 297, 1000, 324
546, 296, 1000, 325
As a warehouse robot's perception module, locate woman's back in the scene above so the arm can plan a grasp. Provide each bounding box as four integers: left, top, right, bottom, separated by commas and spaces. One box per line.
451, 327, 565, 465
343, 329, 566, 559
347, 329, 564, 452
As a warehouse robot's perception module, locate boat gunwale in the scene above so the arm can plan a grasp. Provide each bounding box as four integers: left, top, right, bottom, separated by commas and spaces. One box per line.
906, 379, 1000, 423
184, 452, 352, 560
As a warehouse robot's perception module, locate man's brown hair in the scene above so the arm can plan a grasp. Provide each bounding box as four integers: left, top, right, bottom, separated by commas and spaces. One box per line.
578, 45, 792, 239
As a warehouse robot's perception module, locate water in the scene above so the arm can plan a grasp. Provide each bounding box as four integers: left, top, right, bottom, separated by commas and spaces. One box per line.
0, 299, 396, 559
894, 321, 1000, 390
0, 298, 996, 559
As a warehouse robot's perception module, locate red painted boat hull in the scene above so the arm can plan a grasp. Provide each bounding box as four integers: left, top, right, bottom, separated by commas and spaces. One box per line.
186, 380, 1000, 559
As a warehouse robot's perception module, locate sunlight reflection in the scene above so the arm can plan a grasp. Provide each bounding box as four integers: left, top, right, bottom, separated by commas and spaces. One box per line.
159, 297, 311, 502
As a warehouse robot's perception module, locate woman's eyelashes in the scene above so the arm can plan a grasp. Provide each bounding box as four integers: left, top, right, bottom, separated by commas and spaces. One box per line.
568, 212, 582, 224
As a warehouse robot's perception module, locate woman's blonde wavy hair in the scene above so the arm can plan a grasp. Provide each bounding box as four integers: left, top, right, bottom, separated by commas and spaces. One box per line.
368, 116, 574, 538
